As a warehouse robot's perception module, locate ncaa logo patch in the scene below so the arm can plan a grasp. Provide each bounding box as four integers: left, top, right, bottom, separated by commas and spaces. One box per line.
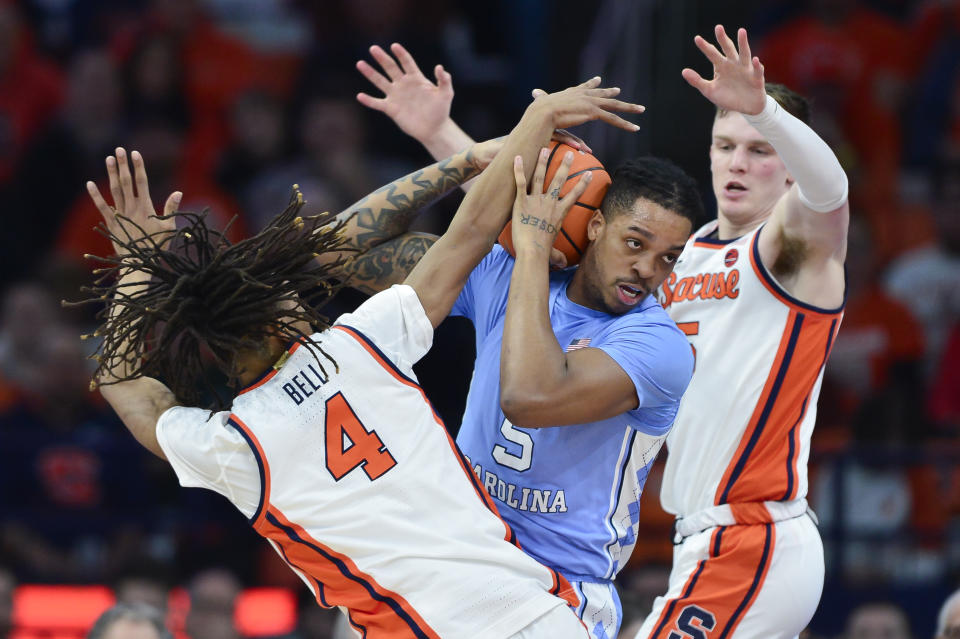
724, 248, 739, 267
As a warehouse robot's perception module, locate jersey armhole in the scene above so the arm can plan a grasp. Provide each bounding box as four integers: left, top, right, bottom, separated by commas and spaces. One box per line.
750, 228, 846, 315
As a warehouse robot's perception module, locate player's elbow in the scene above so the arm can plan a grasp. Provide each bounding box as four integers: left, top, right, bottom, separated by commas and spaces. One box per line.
499, 389, 553, 429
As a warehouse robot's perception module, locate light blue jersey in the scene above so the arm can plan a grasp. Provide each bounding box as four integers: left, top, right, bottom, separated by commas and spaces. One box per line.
452, 245, 693, 584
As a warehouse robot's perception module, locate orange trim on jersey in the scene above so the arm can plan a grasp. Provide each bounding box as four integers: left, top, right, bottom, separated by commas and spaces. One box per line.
646, 525, 775, 639
257, 505, 441, 639
237, 341, 305, 396
714, 309, 838, 505
748, 230, 845, 316
693, 238, 738, 249
226, 415, 271, 527
332, 324, 519, 545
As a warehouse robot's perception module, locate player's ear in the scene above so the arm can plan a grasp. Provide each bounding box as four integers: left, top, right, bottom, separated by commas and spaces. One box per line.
586, 209, 605, 242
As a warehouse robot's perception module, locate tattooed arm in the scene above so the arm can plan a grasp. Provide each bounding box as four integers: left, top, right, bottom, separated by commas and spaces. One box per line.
321, 139, 501, 293
339, 232, 436, 295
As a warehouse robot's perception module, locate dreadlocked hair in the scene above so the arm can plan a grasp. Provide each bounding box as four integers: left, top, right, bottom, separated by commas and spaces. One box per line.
73, 188, 352, 410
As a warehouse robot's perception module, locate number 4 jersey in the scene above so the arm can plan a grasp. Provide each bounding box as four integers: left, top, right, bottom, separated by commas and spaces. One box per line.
155, 285, 577, 638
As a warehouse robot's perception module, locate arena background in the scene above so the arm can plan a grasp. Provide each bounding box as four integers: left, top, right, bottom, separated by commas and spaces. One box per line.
0, 0, 957, 637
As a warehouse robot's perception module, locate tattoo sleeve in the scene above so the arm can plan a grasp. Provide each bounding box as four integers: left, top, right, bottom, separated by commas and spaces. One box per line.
338, 148, 481, 254
341, 232, 437, 295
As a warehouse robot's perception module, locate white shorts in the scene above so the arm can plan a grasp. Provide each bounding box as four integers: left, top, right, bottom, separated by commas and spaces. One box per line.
508, 603, 590, 639
634, 513, 823, 639
567, 579, 621, 639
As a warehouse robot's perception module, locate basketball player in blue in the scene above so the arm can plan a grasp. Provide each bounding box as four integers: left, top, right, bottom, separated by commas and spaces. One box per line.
356, 44, 703, 638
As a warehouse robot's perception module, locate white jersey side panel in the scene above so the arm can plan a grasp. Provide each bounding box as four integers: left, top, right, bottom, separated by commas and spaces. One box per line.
658, 223, 843, 517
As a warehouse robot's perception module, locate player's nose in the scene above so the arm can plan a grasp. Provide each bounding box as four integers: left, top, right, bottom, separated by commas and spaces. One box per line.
729, 146, 749, 172
631, 255, 657, 280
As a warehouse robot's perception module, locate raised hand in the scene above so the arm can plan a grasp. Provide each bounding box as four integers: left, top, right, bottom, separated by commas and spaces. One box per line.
532, 76, 645, 132
510, 148, 592, 257
681, 25, 766, 116
86, 147, 181, 256
356, 43, 455, 145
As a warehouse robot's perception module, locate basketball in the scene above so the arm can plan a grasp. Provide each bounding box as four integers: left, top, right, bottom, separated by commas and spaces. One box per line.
498, 140, 611, 267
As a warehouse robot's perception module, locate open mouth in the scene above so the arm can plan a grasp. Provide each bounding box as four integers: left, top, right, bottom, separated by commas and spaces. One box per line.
616, 283, 645, 306
724, 181, 747, 195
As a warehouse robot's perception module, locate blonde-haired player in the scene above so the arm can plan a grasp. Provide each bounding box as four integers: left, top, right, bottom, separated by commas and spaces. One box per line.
634, 25, 848, 638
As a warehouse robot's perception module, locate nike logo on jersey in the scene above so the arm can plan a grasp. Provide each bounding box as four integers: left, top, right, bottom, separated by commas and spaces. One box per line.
659, 269, 741, 309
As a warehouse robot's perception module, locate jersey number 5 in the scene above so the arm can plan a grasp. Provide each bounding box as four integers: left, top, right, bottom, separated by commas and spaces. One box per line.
325, 392, 397, 481
492, 418, 533, 472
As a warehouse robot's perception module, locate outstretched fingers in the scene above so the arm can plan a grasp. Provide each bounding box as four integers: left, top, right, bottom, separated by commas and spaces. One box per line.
693, 34, 724, 66
356, 91, 387, 111
512, 155, 527, 205
86, 181, 114, 223
592, 98, 645, 131
434, 64, 452, 93
106, 156, 124, 213
131, 150, 151, 207
714, 24, 739, 60
369, 44, 403, 80
390, 42, 421, 75
115, 147, 136, 204
356, 59, 391, 94
737, 27, 752, 65
681, 67, 710, 94
578, 75, 602, 89
559, 169, 592, 211
547, 151, 575, 197
529, 147, 550, 195
162, 191, 183, 218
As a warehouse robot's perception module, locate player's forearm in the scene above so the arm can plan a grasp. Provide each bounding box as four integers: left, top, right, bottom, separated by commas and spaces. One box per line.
97, 267, 150, 385
499, 249, 567, 426
420, 118, 475, 162
341, 232, 437, 294
336, 147, 481, 255
744, 95, 848, 213
423, 120, 480, 195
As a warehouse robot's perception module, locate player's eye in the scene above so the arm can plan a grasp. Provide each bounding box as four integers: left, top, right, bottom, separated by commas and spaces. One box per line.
662, 254, 678, 264
626, 239, 642, 249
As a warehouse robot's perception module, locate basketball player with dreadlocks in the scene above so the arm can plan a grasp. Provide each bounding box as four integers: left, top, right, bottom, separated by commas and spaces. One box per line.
80, 78, 644, 638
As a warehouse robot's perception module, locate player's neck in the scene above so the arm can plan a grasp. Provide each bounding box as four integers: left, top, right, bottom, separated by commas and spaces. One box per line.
235, 336, 287, 386
716, 210, 767, 241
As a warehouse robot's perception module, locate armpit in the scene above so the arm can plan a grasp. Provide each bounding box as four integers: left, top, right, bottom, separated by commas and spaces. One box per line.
771, 228, 809, 278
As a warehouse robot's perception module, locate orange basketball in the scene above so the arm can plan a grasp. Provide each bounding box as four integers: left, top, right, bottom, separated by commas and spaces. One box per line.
498, 140, 611, 267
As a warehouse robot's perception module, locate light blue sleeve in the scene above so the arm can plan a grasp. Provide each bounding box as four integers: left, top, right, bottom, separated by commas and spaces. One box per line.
450, 245, 511, 323
594, 316, 694, 436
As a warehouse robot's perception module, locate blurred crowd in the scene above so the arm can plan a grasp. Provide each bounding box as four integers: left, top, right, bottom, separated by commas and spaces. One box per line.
0, 0, 957, 636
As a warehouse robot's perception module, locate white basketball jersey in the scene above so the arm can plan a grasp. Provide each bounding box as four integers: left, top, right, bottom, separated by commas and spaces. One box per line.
657, 222, 843, 518
156, 286, 576, 638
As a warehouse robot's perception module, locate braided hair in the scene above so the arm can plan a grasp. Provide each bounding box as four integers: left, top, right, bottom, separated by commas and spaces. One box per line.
74, 189, 351, 409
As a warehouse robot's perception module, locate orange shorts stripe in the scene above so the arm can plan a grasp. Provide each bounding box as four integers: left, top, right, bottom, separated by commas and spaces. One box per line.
646, 524, 775, 639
